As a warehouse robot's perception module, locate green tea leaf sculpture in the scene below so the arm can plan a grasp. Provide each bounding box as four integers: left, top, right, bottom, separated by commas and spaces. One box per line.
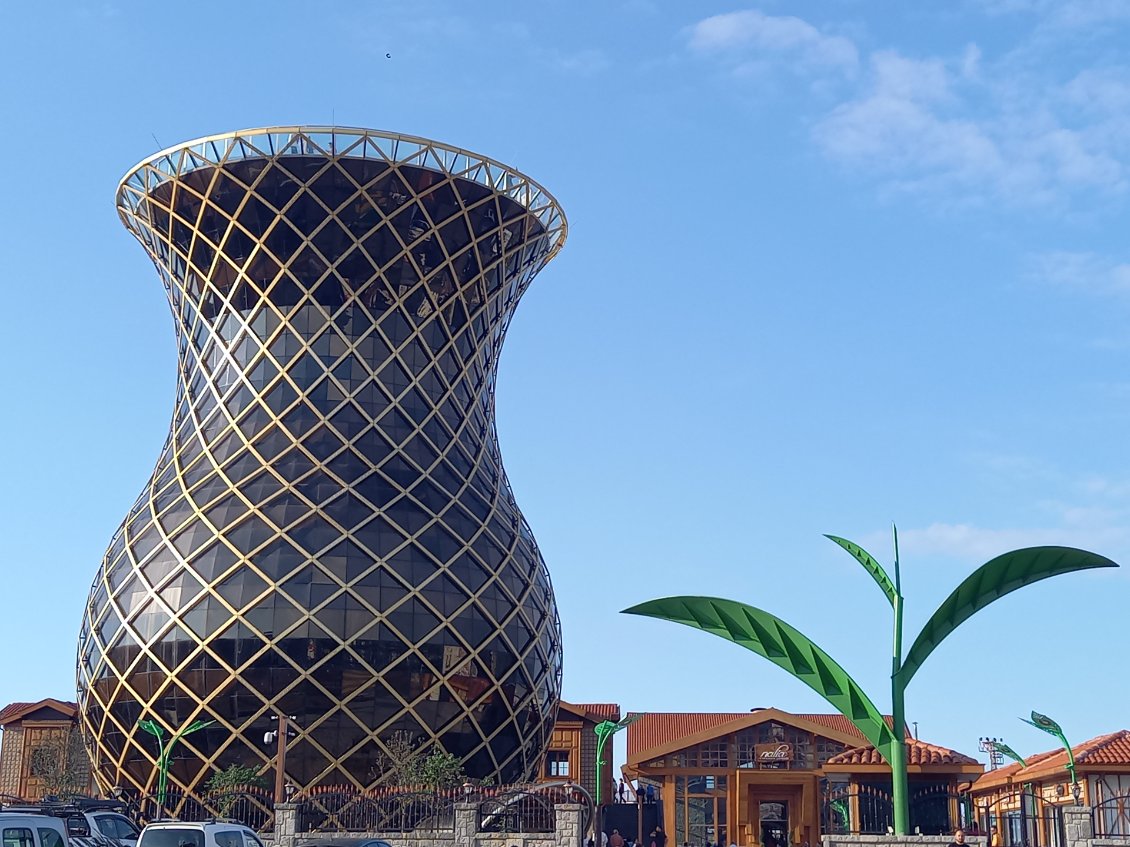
898, 547, 1112, 685
623, 596, 898, 761
623, 533, 1115, 834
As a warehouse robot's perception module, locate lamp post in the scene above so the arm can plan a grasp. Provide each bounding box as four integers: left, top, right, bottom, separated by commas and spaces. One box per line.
264, 715, 297, 804
137, 718, 214, 810
593, 715, 643, 844
1020, 712, 1079, 802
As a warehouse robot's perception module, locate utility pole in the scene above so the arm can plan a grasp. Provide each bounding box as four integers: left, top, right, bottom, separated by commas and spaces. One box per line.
265, 715, 295, 804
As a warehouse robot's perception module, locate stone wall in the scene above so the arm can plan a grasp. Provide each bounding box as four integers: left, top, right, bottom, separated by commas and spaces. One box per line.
823, 837, 986, 847
269, 801, 582, 847
823, 806, 1109, 847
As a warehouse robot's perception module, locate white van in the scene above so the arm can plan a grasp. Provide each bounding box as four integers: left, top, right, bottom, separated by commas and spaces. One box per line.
0, 813, 69, 847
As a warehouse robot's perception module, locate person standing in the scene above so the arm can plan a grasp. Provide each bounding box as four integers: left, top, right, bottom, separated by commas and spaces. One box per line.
611, 830, 625, 847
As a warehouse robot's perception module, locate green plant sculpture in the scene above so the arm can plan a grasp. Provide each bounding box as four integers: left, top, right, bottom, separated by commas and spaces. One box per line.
594, 714, 643, 805
623, 533, 1115, 834
1021, 711, 1078, 795
138, 718, 215, 808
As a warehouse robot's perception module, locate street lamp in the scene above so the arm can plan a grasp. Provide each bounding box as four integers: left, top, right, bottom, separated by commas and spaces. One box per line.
593, 714, 643, 844
1021, 712, 1080, 802
263, 715, 298, 803
137, 718, 214, 810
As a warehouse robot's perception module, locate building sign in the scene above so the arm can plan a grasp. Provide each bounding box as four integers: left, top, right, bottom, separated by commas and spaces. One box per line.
755, 743, 792, 768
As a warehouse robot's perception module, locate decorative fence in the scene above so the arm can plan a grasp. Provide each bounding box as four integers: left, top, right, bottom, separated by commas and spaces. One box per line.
822, 785, 894, 835
975, 792, 1065, 847
821, 785, 976, 836
1092, 795, 1130, 839
136, 787, 275, 832
296, 786, 459, 833
477, 787, 560, 834
293, 782, 590, 835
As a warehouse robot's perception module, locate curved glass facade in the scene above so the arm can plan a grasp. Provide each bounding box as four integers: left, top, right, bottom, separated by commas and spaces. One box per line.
76, 128, 566, 795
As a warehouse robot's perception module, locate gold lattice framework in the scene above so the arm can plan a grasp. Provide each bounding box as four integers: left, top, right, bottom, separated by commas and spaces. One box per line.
77, 127, 567, 796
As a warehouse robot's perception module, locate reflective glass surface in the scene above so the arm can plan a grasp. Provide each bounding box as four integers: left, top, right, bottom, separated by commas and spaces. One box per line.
78, 128, 566, 795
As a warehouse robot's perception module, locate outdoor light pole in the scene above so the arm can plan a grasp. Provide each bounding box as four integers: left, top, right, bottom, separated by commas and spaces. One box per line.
137, 718, 214, 809
624, 532, 1117, 834
593, 714, 643, 843
265, 714, 297, 804
1021, 711, 1080, 802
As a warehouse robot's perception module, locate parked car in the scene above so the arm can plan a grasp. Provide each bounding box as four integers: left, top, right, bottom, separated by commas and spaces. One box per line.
135, 821, 265, 847
0, 813, 70, 847
0, 810, 117, 847
0, 800, 137, 847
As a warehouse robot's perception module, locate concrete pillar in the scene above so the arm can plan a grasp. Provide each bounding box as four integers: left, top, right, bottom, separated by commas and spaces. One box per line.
555, 803, 583, 847
1063, 804, 1093, 847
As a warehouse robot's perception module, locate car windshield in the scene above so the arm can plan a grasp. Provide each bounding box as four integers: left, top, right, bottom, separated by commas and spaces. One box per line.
140, 830, 204, 847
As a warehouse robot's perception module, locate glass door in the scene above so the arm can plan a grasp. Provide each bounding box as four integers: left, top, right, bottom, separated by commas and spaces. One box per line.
760, 801, 789, 847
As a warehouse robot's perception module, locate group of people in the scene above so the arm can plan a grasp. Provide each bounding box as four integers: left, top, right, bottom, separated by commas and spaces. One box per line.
588, 826, 669, 847
614, 778, 658, 804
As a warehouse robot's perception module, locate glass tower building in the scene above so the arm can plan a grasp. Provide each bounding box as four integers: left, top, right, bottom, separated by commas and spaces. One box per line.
76, 127, 566, 795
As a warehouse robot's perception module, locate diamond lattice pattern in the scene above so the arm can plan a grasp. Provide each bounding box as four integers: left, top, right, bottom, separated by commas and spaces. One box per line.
76, 128, 566, 795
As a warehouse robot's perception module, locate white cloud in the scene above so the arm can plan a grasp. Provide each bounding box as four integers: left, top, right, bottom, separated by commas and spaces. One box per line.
887, 517, 1130, 561
813, 51, 1005, 191
688, 10, 858, 75
1029, 251, 1130, 297
813, 48, 1127, 203
689, 7, 1130, 207
542, 48, 610, 76
973, 0, 1130, 26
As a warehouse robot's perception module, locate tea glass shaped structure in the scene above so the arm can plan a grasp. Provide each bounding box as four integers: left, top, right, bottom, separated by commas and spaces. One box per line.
76, 127, 567, 795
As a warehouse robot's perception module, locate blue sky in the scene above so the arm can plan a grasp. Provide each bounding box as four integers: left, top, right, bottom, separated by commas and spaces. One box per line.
3, 0, 1130, 774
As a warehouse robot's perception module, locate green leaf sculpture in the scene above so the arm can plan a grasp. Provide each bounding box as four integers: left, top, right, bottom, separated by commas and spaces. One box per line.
622, 596, 898, 762
898, 547, 1110, 685
623, 533, 1116, 834
825, 534, 897, 606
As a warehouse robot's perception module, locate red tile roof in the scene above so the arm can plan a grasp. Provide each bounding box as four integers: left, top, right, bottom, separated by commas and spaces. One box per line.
0, 699, 78, 725
973, 730, 1130, 790
626, 709, 883, 762
573, 703, 622, 721
827, 738, 979, 766
559, 701, 621, 723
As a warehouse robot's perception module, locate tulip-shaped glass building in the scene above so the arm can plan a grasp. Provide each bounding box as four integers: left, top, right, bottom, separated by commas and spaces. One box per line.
76, 127, 566, 795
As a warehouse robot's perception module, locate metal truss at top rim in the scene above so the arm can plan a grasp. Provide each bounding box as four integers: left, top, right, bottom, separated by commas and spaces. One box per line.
116, 126, 568, 256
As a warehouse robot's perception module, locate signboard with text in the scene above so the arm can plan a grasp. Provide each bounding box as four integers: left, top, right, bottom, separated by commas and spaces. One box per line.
754, 742, 792, 768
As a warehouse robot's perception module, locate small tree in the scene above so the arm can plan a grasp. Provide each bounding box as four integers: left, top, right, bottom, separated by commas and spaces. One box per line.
420, 750, 465, 790
205, 764, 268, 793
379, 730, 425, 786
205, 764, 268, 816
28, 727, 89, 799
375, 732, 467, 789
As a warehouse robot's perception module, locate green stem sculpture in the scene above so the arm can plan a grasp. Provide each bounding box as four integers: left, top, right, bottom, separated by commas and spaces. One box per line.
138, 718, 215, 808
623, 533, 1115, 835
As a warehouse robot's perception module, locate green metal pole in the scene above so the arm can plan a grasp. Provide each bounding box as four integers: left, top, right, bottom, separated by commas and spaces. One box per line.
890, 529, 909, 836
891, 594, 909, 834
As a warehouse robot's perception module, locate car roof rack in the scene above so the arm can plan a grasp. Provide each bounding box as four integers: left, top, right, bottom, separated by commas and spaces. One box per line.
0, 801, 127, 818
